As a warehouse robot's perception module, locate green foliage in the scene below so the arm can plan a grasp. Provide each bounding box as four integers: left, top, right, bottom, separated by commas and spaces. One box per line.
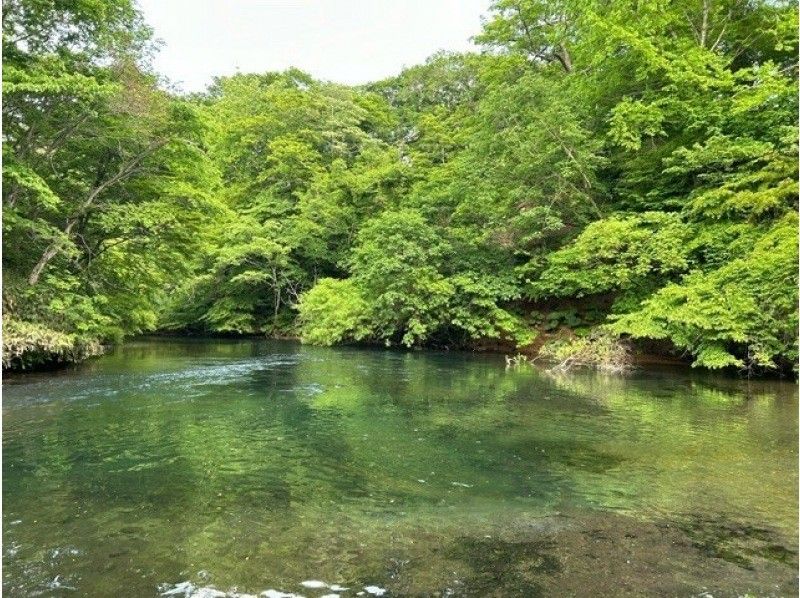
2, 317, 103, 370
532, 213, 692, 298
2, 0, 219, 366
297, 279, 369, 346
610, 214, 799, 370
4, 0, 797, 374
162, 217, 303, 334
349, 210, 453, 346
298, 209, 534, 348
447, 273, 536, 347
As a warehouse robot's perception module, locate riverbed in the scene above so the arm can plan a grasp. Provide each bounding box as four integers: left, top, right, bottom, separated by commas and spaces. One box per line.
3, 338, 797, 596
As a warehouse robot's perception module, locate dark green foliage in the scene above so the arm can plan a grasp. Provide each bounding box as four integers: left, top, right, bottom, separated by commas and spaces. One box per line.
297, 209, 533, 347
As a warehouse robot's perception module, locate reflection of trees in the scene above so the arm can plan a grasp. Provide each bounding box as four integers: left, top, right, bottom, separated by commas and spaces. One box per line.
541, 369, 798, 535
3, 339, 797, 594
293, 345, 608, 512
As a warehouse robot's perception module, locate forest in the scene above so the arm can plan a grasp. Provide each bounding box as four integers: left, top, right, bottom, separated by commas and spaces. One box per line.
3, 0, 798, 374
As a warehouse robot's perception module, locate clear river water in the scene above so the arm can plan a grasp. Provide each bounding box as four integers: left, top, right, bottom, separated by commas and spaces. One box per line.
2, 338, 798, 597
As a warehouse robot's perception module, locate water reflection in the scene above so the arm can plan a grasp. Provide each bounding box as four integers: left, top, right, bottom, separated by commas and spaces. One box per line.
3, 338, 797, 596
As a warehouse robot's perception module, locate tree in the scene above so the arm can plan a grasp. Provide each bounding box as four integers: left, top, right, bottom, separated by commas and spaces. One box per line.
2, 0, 218, 365
5, 0, 797, 374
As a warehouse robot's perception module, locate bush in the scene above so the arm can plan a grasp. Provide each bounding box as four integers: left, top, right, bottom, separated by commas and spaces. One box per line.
297, 278, 370, 346
2, 317, 103, 370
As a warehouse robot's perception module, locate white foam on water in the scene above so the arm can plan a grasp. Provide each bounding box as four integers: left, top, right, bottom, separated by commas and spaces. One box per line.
261, 590, 304, 598
161, 581, 194, 596
159, 579, 379, 598
300, 580, 327, 588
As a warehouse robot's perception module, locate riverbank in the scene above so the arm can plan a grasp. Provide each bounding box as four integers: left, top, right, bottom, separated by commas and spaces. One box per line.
7, 324, 794, 379
2, 318, 105, 372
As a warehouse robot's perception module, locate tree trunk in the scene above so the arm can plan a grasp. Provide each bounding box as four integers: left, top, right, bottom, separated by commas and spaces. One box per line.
700, 0, 710, 47
27, 218, 77, 285
555, 44, 573, 72
25, 141, 162, 286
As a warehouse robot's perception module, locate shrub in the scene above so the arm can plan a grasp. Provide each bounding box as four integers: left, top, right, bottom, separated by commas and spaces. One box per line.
2, 317, 103, 370
539, 331, 631, 373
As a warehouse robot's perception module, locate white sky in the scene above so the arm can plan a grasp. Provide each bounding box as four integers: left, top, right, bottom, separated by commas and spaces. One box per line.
137, 0, 492, 93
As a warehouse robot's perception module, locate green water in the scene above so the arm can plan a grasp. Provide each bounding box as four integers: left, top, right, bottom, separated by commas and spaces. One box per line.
3, 339, 798, 597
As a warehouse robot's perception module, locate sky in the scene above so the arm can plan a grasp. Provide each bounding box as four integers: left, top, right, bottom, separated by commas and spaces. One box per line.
137, 0, 492, 93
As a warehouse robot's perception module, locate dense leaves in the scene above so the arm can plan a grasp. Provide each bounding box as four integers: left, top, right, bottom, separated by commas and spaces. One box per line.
2, 0, 219, 363
4, 0, 797, 373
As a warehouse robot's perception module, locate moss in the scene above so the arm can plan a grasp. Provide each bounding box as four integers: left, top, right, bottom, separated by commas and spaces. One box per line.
675, 514, 798, 570
446, 536, 560, 597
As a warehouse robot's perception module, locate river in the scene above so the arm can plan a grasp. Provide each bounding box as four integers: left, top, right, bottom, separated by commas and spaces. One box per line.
3, 338, 797, 596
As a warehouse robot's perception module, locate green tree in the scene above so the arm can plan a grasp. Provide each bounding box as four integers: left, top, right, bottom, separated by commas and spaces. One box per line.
2, 0, 218, 366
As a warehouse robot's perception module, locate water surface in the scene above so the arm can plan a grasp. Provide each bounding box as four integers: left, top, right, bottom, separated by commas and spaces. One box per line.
3, 339, 798, 596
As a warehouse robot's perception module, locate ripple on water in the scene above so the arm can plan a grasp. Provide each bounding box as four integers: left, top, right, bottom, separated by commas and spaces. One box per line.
2, 354, 303, 407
